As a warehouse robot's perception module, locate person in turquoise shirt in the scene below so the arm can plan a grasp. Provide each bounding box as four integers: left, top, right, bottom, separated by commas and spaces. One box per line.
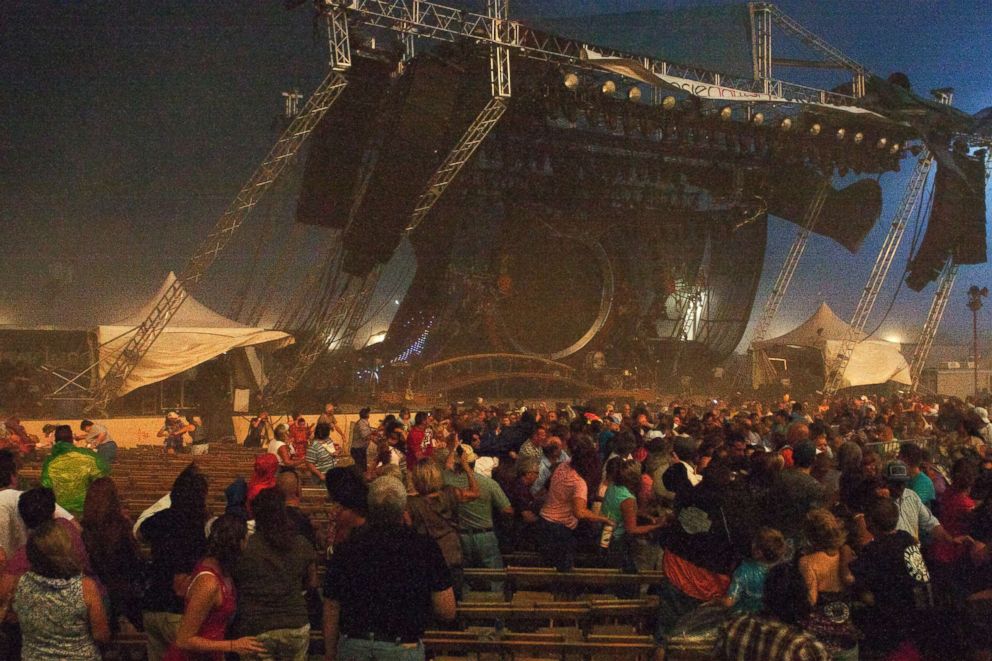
601, 458, 662, 580
722, 527, 788, 613
899, 443, 936, 509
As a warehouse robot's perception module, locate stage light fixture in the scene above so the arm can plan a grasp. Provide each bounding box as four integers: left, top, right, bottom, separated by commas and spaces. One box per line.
752, 112, 765, 126
889, 143, 901, 154
601, 80, 617, 95
780, 117, 793, 131
563, 72, 580, 90
809, 123, 821, 136
661, 95, 677, 110
719, 106, 732, 121
853, 131, 864, 144
876, 137, 888, 149
835, 128, 846, 141
627, 87, 642, 102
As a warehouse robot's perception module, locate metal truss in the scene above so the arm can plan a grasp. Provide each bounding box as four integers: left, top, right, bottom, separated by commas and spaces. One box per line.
910, 256, 957, 393
756, 3, 869, 96
85, 72, 350, 412
487, 0, 511, 98
750, 3, 772, 86
343, 0, 859, 107
823, 152, 934, 396
326, 6, 352, 71
406, 96, 507, 231
733, 177, 829, 390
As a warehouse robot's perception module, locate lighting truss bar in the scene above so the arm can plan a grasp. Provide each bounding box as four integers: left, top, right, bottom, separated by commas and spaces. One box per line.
823, 151, 934, 396
487, 0, 511, 98
910, 257, 957, 393
733, 177, 829, 390
341, 0, 859, 107
85, 69, 351, 412
750, 3, 772, 85
406, 95, 507, 231
326, 7, 352, 70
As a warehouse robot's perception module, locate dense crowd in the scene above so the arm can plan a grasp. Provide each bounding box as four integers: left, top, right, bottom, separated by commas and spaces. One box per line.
1, 392, 992, 660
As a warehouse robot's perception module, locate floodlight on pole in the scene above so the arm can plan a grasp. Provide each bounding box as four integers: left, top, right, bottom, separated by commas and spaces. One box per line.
563, 72, 580, 90
661, 96, 677, 110
809, 123, 821, 136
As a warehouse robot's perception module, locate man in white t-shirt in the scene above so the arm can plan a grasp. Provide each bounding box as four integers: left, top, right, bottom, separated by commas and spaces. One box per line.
0, 449, 74, 556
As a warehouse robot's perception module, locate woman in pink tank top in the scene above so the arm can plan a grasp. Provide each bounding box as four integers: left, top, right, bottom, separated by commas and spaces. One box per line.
164, 515, 263, 660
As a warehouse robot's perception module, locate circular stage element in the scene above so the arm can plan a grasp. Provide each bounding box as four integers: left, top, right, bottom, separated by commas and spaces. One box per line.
494, 228, 613, 360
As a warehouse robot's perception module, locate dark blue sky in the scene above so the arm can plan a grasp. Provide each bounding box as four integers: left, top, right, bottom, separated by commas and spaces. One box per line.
1, 0, 990, 353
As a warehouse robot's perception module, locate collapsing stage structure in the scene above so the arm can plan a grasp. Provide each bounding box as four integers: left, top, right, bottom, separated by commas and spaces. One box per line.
82, 1, 990, 411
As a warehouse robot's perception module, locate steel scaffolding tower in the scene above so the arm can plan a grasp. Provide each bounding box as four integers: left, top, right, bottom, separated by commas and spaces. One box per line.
823, 153, 934, 396
910, 257, 958, 393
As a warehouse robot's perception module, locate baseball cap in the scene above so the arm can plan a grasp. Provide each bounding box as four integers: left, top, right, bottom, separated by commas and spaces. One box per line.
883, 460, 910, 483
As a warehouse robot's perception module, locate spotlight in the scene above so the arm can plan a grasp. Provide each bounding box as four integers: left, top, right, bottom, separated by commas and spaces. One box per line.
601, 80, 617, 95
853, 131, 864, 144
752, 112, 765, 126
779, 117, 793, 131
627, 87, 642, 102
836, 128, 846, 141
661, 95, 677, 110
889, 143, 901, 154
809, 123, 821, 136
563, 72, 579, 90
719, 106, 733, 121
876, 137, 888, 149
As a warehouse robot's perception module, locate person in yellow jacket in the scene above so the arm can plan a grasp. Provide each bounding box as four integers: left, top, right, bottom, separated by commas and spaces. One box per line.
40, 425, 109, 516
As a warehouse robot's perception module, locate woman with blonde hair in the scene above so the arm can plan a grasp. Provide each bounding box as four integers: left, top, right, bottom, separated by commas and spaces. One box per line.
406, 452, 480, 597
9, 520, 110, 660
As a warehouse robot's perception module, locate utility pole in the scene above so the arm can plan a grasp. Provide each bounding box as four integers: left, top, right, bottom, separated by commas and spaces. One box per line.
968, 285, 987, 398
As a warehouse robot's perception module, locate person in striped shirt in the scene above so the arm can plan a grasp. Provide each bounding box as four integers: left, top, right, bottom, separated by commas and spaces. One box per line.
304, 423, 340, 484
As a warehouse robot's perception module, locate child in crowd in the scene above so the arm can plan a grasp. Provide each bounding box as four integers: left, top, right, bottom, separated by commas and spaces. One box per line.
721, 526, 787, 613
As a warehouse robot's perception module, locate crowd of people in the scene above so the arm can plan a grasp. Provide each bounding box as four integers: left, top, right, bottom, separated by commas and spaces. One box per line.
1, 391, 992, 660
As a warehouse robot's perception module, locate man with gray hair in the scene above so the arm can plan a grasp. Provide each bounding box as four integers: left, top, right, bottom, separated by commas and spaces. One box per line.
322, 476, 454, 661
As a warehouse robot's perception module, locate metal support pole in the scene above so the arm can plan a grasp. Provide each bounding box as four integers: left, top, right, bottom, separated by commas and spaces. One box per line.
326, 7, 352, 71
750, 3, 772, 93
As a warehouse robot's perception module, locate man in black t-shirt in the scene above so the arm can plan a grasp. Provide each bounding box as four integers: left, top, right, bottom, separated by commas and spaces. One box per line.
851, 496, 934, 657
322, 476, 454, 661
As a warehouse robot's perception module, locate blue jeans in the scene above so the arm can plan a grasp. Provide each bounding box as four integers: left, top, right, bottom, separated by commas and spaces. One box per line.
459, 530, 503, 592
96, 441, 117, 465
538, 518, 576, 572
338, 636, 425, 661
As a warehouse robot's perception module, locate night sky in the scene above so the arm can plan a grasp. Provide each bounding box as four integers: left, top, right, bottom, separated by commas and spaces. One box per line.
2, 1, 991, 353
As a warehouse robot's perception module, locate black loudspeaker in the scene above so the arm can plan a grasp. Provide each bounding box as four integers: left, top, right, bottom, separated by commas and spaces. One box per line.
906, 149, 987, 291
295, 58, 395, 229
340, 49, 491, 277
765, 165, 883, 253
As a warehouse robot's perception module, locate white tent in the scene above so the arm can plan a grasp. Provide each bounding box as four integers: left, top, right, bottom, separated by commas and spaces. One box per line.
753, 302, 911, 389
95, 273, 293, 397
